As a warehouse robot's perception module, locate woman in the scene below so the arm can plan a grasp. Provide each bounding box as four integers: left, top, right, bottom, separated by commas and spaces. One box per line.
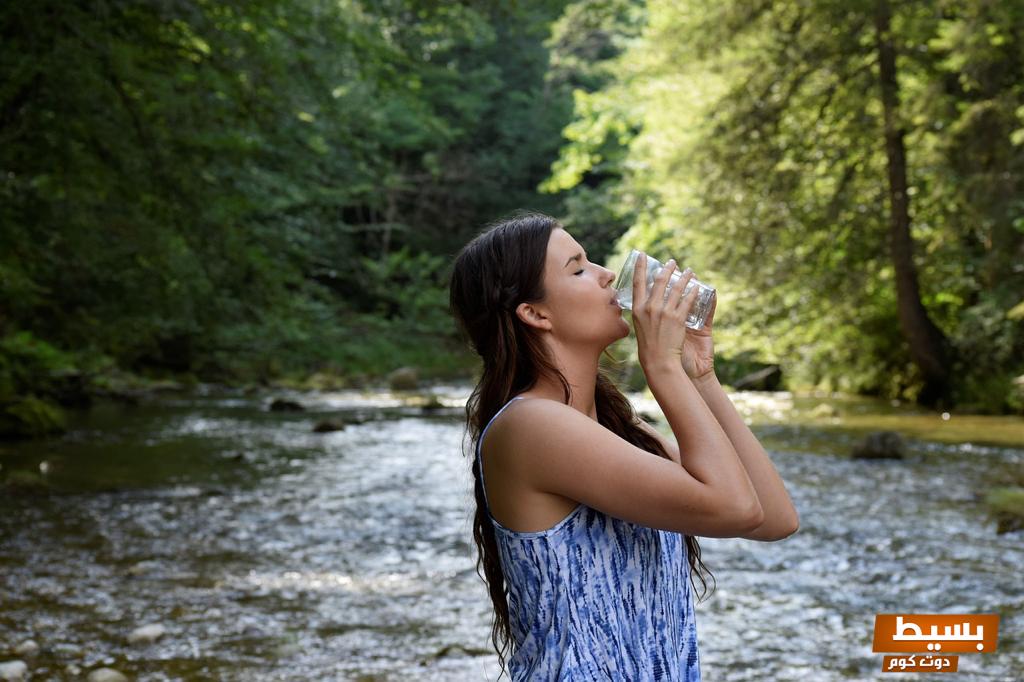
448, 211, 799, 680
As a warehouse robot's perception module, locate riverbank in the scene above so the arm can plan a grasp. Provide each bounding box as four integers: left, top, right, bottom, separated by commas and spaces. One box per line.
0, 327, 477, 440
5, 356, 1023, 449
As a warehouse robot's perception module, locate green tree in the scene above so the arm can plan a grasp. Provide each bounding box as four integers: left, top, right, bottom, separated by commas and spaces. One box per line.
0, 0, 580, 428
540, 0, 650, 265
547, 0, 1023, 411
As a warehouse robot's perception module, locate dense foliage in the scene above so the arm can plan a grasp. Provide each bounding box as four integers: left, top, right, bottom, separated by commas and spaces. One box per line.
2, 0, 1021, 437
1, 0, 579, 417
551, 0, 1024, 412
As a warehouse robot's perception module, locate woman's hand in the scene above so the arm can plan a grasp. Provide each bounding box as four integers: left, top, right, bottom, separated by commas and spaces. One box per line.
631, 253, 701, 372
680, 292, 716, 381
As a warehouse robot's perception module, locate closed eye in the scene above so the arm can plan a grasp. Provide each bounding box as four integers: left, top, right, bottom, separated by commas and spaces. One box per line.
574, 254, 588, 276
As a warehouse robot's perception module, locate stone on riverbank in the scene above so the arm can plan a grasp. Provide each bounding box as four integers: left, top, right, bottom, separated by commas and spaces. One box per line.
12, 640, 37, 657
984, 487, 1024, 534
400, 394, 445, 412
269, 398, 304, 412
2, 469, 49, 493
312, 419, 346, 433
387, 366, 419, 390
0, 661, 27, 682
128, 622, 166, 644
851, 431, 905, 459
87, 668, 129, 682
809, 403, 839, 418
304, 371, 347, 391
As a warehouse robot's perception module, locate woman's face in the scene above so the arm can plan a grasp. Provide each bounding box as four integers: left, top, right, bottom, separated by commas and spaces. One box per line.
524, 227, 630, 344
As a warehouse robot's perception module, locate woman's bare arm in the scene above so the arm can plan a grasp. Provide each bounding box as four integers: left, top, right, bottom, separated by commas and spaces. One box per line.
644, 361, 764, 525
691, 372, 800, 540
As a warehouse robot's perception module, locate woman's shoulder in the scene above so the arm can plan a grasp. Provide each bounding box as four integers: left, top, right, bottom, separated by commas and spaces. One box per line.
486, 395, 581, 445
498, 393, 574, 419
496, 394, 570, 424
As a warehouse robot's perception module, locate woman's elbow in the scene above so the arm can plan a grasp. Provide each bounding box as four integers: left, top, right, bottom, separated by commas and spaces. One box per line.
765, 511, 801, 541
738, 501, 765, 532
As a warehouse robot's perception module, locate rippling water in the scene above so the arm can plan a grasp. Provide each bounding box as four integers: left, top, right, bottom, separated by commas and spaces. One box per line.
1, 385, 1021, 680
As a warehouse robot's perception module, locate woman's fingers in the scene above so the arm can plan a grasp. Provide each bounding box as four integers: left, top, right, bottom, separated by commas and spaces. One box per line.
663, 265, 689, 311
673, 269, 698, 315
654, 259, 677, 311
633, 251, 647, 309
631, 255, 694, 368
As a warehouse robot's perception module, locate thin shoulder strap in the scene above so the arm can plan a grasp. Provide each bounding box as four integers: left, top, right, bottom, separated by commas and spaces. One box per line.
475, 396, 527, 510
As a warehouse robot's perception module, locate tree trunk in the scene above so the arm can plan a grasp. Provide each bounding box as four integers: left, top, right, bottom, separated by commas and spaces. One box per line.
874, 0, 953, 408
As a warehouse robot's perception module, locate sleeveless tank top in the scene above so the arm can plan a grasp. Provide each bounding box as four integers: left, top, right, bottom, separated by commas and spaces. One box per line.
476, 396, 702, 681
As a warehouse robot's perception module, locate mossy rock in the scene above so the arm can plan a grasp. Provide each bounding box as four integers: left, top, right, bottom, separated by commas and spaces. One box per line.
269, 398, 304, 412
851, 431, 905, 460
983, 487, 1024, 534
145, 378, 190, 393
89, 369, 149, 401
387, 366, 419, 391
3, 468, 50, 492
402, 394, 445, 411
1007, 375, 1024, 414
312, 419, 346, 433
809, 403, 839, 419
0, 396, 67, 439
304, 371, 347, 391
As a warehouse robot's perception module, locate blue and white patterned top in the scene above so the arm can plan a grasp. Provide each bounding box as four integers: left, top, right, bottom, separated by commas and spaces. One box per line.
476, 396, 702, 681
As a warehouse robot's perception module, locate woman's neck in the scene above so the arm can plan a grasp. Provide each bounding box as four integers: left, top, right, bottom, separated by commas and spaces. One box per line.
522, 354, 600, 421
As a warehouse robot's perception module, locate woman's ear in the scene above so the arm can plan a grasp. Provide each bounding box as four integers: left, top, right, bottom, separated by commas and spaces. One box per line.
515, 301, 552, 331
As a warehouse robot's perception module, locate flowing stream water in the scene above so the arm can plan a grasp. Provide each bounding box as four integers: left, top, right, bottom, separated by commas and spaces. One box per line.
1, 384, 1021, 680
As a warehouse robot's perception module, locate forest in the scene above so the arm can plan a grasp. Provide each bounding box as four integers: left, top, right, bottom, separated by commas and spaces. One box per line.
3, 0, 1023, 439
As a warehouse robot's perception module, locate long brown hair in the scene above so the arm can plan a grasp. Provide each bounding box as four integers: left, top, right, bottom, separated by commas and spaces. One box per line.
448, 210, 715, 677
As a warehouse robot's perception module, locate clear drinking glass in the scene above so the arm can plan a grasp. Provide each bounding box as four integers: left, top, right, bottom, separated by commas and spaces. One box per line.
612, 249, 717, 330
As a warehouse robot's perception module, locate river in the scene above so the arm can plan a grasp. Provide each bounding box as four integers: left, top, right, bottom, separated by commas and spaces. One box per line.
1, 384, 1021, 680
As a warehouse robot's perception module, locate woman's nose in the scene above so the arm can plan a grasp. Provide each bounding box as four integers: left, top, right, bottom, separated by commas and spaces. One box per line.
601, 266, 615, 287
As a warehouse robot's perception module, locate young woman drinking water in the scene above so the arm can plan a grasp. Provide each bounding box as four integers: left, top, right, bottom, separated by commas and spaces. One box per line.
448, 211, 799, 680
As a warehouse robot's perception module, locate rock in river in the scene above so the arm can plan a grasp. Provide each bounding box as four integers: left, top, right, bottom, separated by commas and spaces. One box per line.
312, 419, 346, 433
269, 398, 304, 412
128, 622, 166, 644
387, 366, 419, 390
87, 668, 129, 682
851, 431, 905, 460
13, 640, 37, 657
0, 661, 27, 682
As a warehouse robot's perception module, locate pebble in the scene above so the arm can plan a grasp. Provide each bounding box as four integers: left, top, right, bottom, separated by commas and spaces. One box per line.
87, 668, 129, 682
0, 661, 27, 682
13, 640, 37, 657
127, 560, 159, 576
128, 622, 166, 644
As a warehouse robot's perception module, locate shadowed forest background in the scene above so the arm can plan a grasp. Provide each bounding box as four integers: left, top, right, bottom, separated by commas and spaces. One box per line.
3, 0, 1023, 437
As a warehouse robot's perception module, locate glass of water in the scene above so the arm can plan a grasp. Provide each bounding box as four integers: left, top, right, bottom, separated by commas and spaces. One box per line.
612, 249, 717, 330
